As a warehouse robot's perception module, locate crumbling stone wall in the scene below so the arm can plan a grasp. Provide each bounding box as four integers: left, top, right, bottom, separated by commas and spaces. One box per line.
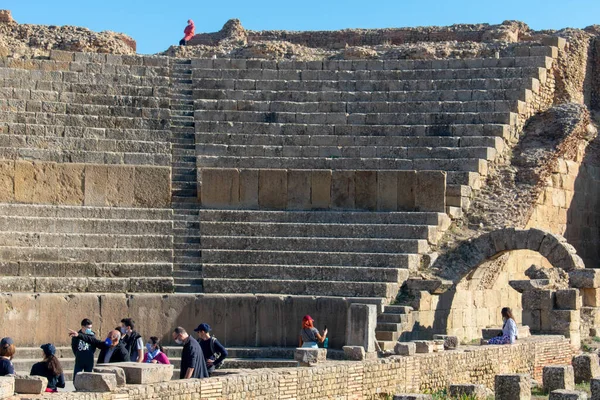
593, 37, 600, 109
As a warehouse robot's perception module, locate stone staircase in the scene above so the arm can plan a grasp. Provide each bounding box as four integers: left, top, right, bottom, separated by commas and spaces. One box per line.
170, 59, 203, 293
200, 209, 450, 298
375, 305, 417, 350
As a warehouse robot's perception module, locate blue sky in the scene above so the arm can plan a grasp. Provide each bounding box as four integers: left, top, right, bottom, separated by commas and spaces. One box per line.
4, 0, 600, 54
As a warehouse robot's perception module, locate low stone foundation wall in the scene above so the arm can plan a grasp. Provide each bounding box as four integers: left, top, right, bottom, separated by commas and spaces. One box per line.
18, 336, 574, 399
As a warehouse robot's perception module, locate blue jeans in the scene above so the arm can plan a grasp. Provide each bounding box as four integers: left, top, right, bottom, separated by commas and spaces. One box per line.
302, 342, 318, 349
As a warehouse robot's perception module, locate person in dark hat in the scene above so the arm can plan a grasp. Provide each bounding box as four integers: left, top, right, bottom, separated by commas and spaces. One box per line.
30, 343, 65, 392
0, 337, 15, 376
194, 323, 228, 375
298, 315, 327, 348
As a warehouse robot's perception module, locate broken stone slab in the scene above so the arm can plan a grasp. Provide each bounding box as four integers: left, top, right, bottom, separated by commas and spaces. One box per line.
543, 365, 575, 393
449, 383, 489, 399
433, 334, 459, 350
342, 345, 365, 361
572, 353, 600, 384
404, 278, 453, 294
394, 342, 416, 356
569, 270, 600, 289
495, 374, 531, 400
413, 340, 434, 353
109, 362, 174, 384
509, 279, 551, 293
74, 372, 117, 392
393, 395, 433, 400
294, 348, 327, 367
433, 339, 445, 352
14, 375, 47, 394
549, 389, 588, 400
93, 366, 126, 386
0, 376, 14, 399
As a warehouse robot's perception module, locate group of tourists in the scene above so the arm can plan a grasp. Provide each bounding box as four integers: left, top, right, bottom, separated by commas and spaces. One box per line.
0, 318, 228, 392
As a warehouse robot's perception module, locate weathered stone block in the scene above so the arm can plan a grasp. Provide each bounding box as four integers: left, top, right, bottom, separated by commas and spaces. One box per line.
331, 170, 355, 209
287, 170, 311, 210
294, 348, 327, 367
549, 390, 588, 400
342, 345, 365, 360
449, 384, 488, 399
134, 166, 170, 207
201, 168, 239, 208
495, 374, 531, 400
0, 160, 14, 203
106, 165, 134, 206
413, 340, 434, 353
415, 171, 446, 212
572, 353, 600, 384
93, 366, 126, 386
239, 169, 259, 209
397, 170, 417, 211
15, 161, 84, 205
377, 170, 398, 211
110, 362, 174, 384
311, 170, 332, 209
346, 303, 377, 353
570, 270, 600, 289
258, 169, 287, 209
0, 376, 14, 399
590, 378, 600, 400
394, 342, 416, 356
355, 170, 377, 210
84, 165, 108, 206
543, 310, 579, 333
582, 288, 600, 307
543, 365, 575, 393
74, 372, 117, 392
393, 395, 432, 400
555, 289, 581, 310
522, 289, 555, 311
433, 334, 459, 350
14, 375, 47, 394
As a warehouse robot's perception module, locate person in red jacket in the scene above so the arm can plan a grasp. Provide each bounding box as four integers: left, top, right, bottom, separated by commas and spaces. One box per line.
179, 20, 195, 46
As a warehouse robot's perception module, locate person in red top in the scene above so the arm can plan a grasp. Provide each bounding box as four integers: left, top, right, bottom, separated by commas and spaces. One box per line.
179, 20, 195, 46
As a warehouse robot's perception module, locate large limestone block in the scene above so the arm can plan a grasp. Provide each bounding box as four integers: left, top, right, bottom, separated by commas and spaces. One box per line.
549, 390, 588, 400
239, 169, 259, 208
311, 170, 332, 209
74, 372, 117, 392
14, 375, 47, 394
377, 170, 398, 211
570, 270, 600, 289
495, 374, 531, 400
346, 303, 377, 353
522, 289, 555, 311
0, 376, 14, 399
355, 170, 377, 210
259, 169, 288, 209
393, 395, 432, 400
294, 348, 327, 367
15, 161, 84, 205
415, 171, 446, 212
84, 165, 109, 206
572, 353, 600, 384
397, 170, 417, 211
331, 170, 355, 209
433, 334, 459, 350
111, 362, 174, 384
413, 341, 435, 353
394, 342, 416, 356
0, 160, 15, 203
590, 378, 600, 400
134, 166, 171, 207
555, 289, 582, 310
93, 366, 126, 386
342, 345, 365, 360
201, 168, 240, 208
449, 384, 489, 399
287, 170, 311, 209
582, 288, 600, 307
543, 365, 575, 393
106, 166, 135, 206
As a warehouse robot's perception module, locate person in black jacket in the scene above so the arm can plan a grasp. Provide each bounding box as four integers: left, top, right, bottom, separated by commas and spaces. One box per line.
173, 326, 208, 379
71, 318, 96, 378
120, 318, 144, 363
69, 329, 128, 364
194, 323, 228, 375
30, 343, 65, 393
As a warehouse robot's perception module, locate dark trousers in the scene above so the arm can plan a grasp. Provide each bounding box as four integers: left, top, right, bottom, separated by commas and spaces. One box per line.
179, 39, 187, 46
73, 362, 93, 378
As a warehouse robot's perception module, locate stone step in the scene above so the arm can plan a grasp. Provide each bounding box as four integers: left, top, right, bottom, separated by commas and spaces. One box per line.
199, 221, 436, 241
375, 330, 401, 341
0, 276, 174, 293
202, 249, 419, 269
194, 110, 518, 125
0, 216, 172, 235
378, 313, 409, 323
175, 283, 203, 293
197, 144, 496, 161
0, 204, 172, 219
377, 340, 396, 351
173, 263, 203, 272
197, 121, 510, 138
195, 99, 522, 114
383, 305, 414, 314
202, 236, 429, 254
202, 263, 407, 283
202, 278, 398, 298
0, 247, 172, 263
199, 209, 446, 225
193, 77, 538, 92
376, 322, 403, 332
197, 155, 488, 174
0, 232, 172, 249
191, 66, 545, 81
173, 270, 201, 278
0, 261, 173, 278
174, 278, 204, 285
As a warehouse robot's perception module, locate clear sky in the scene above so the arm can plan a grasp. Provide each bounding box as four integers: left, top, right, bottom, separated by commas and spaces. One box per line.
4, 0, 600, 55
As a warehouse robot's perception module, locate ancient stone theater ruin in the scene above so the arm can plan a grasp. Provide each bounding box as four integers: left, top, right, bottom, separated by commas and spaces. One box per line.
0, 9, 600, 399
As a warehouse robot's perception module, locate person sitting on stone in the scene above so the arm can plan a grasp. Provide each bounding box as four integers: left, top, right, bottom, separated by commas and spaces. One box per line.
485, 307, 518, 345
179, 19, 195, 46
69, 328, 129, 364
298, 315, 327, 349
194, 323, 228, 375
143, 336, 170, 364
0, 337, 15, 376
30, 344, 65, 393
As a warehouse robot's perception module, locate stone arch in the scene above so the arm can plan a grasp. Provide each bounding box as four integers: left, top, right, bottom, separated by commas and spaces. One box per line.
434, 228, 585, 282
